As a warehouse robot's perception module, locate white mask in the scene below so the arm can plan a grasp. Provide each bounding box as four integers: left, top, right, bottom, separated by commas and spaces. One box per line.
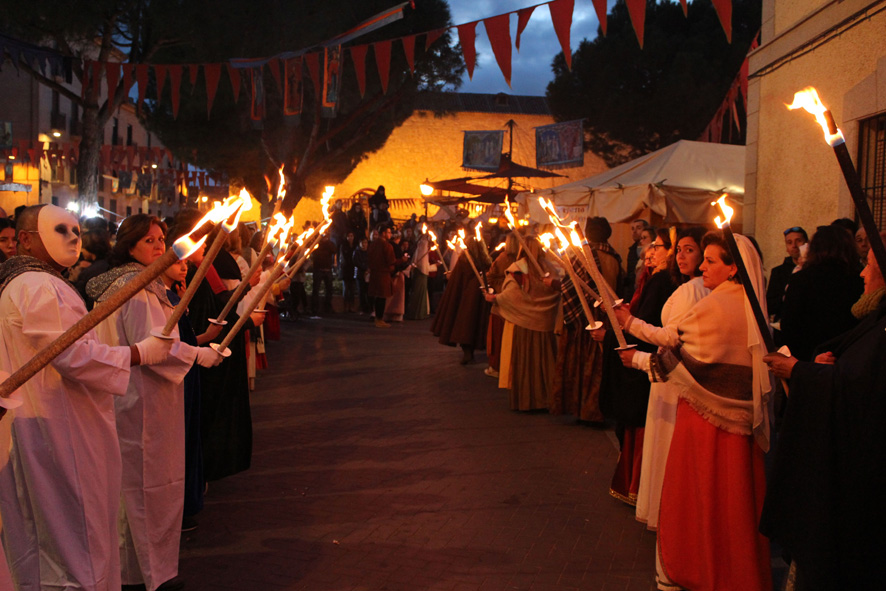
37, 205, 81, 268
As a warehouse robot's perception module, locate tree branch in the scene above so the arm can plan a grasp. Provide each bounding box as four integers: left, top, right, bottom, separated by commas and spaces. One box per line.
19, 60, 83, 105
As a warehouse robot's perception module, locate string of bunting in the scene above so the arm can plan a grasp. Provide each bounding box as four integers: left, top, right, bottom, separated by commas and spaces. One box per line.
698, 33, 758, 143
65, 0, 734, 121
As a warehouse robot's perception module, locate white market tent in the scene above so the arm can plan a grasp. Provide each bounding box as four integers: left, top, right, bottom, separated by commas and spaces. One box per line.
516, 140, 746, 226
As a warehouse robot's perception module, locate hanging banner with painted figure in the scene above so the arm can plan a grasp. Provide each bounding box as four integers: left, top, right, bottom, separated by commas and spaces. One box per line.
321, 46, 343, 118
462, 130, 503, 172
535, 119, 584, 169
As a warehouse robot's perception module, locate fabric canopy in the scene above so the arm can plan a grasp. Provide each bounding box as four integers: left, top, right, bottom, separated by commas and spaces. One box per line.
516, 140, 745, 225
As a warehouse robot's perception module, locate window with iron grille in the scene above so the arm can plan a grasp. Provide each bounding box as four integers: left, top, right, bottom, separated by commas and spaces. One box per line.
858, 112, 886, 229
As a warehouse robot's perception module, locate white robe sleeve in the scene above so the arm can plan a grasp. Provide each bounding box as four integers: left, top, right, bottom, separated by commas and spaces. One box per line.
15, 274, 131, 396
627, 278, 710, 349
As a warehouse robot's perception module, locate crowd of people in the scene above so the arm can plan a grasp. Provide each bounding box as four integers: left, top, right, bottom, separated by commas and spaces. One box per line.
0, 193, 881, 591
428, 210, 884, 591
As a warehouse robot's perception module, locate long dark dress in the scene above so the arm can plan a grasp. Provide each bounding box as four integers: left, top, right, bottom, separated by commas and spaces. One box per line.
431, 256, 490, 350
167, 289, 203, 517
760, 299, 886, 591
185, 264, 254, 481
601, 270, 676, 504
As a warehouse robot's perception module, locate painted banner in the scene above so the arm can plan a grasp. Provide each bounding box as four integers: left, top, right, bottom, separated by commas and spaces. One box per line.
535, 119, 584, 169
462, 130, 503, 172
283, 57, 303, 116
322, 46, 343, 118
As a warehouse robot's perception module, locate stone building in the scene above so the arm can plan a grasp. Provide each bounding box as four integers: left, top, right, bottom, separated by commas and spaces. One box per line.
746, 0, 886, 269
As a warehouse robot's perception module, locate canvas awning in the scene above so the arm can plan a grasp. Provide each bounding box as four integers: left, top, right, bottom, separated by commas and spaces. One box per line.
516, 140, 745, 225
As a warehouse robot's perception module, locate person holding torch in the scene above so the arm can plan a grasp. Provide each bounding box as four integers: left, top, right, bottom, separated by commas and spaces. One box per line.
86, 215, 226, 591
0, 205, 175, 591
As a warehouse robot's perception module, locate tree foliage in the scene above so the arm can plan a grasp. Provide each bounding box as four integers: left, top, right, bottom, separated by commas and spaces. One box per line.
546, 0, 761, 166
142, 0, 464, 212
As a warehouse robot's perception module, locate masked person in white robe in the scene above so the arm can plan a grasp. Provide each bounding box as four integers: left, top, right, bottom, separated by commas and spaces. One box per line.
0, 204, 173, 591
87, 215, 223, 591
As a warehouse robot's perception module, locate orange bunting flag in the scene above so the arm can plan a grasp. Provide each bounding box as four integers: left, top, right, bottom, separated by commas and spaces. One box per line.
625, 0, 646, 48
401, 35, 415, 75
204, 63, 221, 118
516, 6, 535, 51
679, 0, 688, 17
225, 64, 242, 103
304, 52, 321, 98
374, 40, 392, 94
105, 62, 120, 99
591, 0, 608, 36
426, 28, 445, 51
168, 65, 183, 119
549, 0, 574, 70
484, 14, 512, 87
457, 21, 478, 80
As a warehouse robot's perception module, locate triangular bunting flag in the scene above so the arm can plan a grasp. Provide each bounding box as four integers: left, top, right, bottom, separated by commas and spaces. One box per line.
425, 28, 445, 51
516, 7, 536, 51
154, 64, 168, 101
225, 64, 242, 103
304, 52, 321, 98
105, 62, 120, 101
91, 60, 102, 97
204, 63, 221, 118
349, 45, 369, 98
81, 61, 90, 99
592, 0, 608, 36
167, 65, 183, 118
373, 40, 392, 94
121, 63, 134, 94
136, 64, 149, 110
679, 0, 688, 17
712, 0, 732, 43
457, 22, 478, 80
484, 14, 512, 87
549, 0, 574, 70
625, 0, 646, 49
267, 58, 282, 90
401, 35, 415, 75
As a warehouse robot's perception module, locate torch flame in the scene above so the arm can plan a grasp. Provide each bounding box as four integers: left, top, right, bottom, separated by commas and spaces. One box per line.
569, 228, 583, 249
275, 166, 286, 201
538, 232, 554, 250
787, 87, 845, 146
266, 213, 293, 245
493, 242, 505, 252
171, 189, 251, 258
713, 194, 734, 229
422, 223, 428, 234
554, 227, 570, 252
474, 222, 483, 242
502, 197, 518, 229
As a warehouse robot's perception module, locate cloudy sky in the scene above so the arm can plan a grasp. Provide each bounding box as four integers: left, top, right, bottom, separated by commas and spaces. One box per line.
445, 0, 607, 96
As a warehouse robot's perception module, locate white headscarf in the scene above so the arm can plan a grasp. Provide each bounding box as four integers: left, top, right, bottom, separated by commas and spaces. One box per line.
734, 233, 774, 452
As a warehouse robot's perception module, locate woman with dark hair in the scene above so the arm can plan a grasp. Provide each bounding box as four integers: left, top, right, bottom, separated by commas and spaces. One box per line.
602, 227, 676, 506
614, 226, 708, 530
87, 214, 224, 591
780, 224, 864, 361
634, 230, 773, 591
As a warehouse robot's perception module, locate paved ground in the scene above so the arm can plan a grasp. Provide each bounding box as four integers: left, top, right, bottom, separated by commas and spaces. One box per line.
179, 315, 657, 591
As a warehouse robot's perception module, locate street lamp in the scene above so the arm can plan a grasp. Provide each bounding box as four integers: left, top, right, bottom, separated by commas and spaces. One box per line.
420, 180, 433, 196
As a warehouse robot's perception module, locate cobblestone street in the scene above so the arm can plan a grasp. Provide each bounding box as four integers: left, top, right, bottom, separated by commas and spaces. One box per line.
179, 316, 656, 591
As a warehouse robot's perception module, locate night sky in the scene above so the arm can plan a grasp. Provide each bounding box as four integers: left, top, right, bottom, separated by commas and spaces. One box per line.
445, 0, 608, 96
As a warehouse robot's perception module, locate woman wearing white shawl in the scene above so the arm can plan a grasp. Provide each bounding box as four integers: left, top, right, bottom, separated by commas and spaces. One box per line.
650, 232, 773, 591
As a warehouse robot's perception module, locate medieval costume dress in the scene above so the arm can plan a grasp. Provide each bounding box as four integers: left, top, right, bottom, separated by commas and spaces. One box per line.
624, 276, 709, 528
431, 238, 491, 359
88, 264, 197, 591
604, 267, 676, 505
187, 258, 254, 481
405, 235, 431, 320
494, 258, 560, 411
653, 235, 772, 591
485, 249, 517, 373
0, 258, 132, 591
760, 292, 886, 591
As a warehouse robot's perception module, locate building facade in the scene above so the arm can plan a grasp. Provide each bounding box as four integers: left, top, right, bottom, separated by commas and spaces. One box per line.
746, 0, 886, 269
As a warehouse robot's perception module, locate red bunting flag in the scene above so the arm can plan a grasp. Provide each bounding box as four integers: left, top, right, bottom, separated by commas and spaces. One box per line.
591, 0, 608, 36
374, 40, 392, 94
225, 64, 242, 103
516, 7, 535, 51
304, 52, 321, 98
204, 63, 221, 118
549, 0, 574, 70
679, 0, 688, 17
457, 21, 478, 80
167, 65, 183, 118
625, 0, 646, 48
105, 62, 120, 100
712, 0, 732, 42
349, 45, 369, 98
136, 65, 149, 110
425, 28, 445, 51
401, 35, 415, 75
122, 63, 134, 94
91, 61, 102, 97
484, 14, 512, 87
267, 58, 282, 90
154, 64, 168, 100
